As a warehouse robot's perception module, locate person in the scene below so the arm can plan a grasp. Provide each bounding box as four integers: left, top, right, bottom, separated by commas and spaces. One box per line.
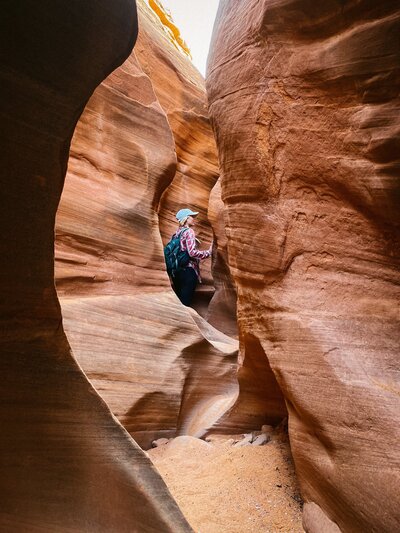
172, 208, 213, 306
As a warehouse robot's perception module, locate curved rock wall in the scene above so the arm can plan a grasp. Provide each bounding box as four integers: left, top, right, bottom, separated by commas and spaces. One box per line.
56, 40, 176, 297
136, 2, 219, 304
55, 0, 237, 450
207, 1, 400, 532
207, 178, 238, 337
0, 0, 192, 531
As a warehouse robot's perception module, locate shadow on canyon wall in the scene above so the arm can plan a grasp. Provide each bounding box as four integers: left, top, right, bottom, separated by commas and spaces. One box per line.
2, 1, 399, 532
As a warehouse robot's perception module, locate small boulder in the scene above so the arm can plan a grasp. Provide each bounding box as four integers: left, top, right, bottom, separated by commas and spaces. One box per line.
261, 424, 274, 435
151, 438, 170, 448
234, 433, 253, 447
252, 433, 271, 446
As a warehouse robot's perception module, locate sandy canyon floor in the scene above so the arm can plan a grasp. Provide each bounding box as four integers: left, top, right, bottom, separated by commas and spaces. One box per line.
148, 427, 304, 533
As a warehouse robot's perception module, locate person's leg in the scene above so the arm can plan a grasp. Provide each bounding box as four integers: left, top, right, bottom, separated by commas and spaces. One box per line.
172, 269, 185, 301
171, 273, 180, 298
176, 267, 198, 306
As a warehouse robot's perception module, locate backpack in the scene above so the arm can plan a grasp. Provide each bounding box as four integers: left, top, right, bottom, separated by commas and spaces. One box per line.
164, 228, 190, 277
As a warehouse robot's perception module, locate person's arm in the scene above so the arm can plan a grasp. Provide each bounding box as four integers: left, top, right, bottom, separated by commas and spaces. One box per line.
182, 228, 211, 260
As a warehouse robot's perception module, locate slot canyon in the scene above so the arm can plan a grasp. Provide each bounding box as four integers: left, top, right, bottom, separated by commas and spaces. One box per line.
0, 0, 399, 532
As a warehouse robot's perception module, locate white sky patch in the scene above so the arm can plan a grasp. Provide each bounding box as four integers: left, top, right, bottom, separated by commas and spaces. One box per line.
160, 0, 220, 76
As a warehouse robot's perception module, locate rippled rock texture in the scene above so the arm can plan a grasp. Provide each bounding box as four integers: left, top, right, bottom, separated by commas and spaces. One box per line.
0, 0, 192, 531
207, 1, 400, 532
55, 0, 236, 451
207, 178, 238, 337
136, 1, 219, 309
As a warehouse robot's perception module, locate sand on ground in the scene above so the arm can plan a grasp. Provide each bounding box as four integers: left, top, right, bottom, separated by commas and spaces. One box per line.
147, 429, 304, 533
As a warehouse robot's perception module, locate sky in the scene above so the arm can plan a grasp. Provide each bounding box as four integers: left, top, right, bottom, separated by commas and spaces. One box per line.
160, 0, 220, 76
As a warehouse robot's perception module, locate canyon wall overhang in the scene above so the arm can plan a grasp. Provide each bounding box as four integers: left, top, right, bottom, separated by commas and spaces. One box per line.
207, 1, 400, 532
0, 0, 192, 530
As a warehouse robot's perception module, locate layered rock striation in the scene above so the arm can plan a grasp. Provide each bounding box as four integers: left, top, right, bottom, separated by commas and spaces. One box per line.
136, 2, 219, 303
0, 0, 192, 531
206, 178, 238, 337
207, 1, 400, 532
55, 0, 236, 451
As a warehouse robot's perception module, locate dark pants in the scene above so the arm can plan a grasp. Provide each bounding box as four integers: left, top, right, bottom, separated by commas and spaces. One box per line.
173, 267, 198, 306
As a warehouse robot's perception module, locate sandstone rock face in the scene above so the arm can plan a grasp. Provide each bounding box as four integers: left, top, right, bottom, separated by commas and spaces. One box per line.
56, 38, 176, 298
136, 1, 219, 309
207, 1, 400, 532
207, 178, 238, 337
0, 0, 192, 531
55, 0, 236, 450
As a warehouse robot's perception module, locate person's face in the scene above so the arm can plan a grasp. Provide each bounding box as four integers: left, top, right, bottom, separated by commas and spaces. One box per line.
187, 215, 196, 226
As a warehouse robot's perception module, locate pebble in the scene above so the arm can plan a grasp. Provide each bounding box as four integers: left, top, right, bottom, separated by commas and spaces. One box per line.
252, 433, 271, 446
151, 437, 170, 448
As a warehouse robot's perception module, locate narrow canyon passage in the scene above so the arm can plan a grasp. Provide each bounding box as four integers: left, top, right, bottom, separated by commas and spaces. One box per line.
53, 3, 304, 532
55, 0, 399, 532
2, 0, 398, 531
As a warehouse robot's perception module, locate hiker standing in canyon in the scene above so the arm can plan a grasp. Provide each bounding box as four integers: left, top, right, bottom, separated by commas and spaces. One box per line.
165, 208, 213, 306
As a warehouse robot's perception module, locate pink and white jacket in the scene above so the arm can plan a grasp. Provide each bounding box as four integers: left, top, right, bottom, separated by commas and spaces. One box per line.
174, 227, 211, 282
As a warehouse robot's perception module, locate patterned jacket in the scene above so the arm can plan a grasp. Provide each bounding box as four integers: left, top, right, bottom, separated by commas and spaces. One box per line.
174, 227, 211, 282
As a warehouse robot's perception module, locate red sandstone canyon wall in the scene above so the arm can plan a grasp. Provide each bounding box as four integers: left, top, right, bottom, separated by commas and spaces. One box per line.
55, 0, 238, 450
0, 0, 192, 531
136, 1, 219, 307
207, 1, 400, 532
207, 178, 238, 337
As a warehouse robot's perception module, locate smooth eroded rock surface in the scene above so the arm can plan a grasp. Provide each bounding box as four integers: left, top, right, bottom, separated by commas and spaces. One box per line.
0, 0, 192, 531
56, 0, 236, 450
207, 178, 238, 337
207, 1, 400, 532
135, 1, 219, 311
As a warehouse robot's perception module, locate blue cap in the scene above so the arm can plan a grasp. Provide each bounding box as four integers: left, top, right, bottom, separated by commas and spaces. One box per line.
176, 208, 199, 222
